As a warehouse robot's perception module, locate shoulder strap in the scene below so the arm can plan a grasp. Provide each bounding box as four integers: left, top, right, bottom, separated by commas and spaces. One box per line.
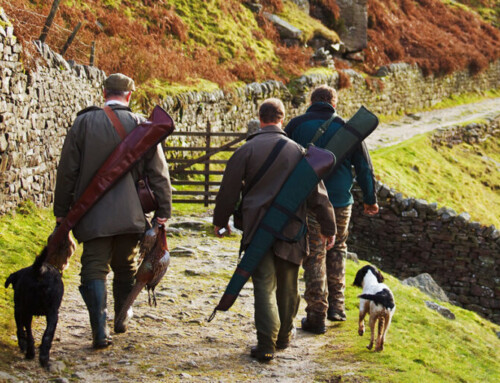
310, 112, 337, 145
243, 138, 288, 197
104, 106, 127, 140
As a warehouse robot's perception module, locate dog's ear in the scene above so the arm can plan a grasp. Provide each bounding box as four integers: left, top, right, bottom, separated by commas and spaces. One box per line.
353, 267, 367, 287
375, 268, 384, 283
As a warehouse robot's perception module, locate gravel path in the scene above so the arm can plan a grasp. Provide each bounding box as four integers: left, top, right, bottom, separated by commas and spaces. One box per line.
2, 219, 345, 383
365, 97, 500, 150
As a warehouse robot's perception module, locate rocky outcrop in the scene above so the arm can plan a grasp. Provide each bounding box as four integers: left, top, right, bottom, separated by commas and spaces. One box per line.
336, 0, 368, 52
263, 12, 303, 46
425, 301, 456, 320
403, 273, 450, 302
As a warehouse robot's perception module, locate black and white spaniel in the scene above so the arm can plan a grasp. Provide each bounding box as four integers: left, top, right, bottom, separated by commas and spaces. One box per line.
353, 265, 395, 352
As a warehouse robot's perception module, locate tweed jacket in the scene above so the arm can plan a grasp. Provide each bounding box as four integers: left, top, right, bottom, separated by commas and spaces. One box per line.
213, 125, 336, 265
54, 104, 172, 242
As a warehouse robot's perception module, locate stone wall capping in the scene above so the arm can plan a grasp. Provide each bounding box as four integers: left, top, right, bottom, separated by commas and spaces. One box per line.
457, 212, 471, 224
401, 208, 418, 218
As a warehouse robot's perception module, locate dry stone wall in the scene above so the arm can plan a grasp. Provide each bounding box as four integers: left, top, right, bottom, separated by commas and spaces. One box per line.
159, 61, 500, 144
348, 118, 500, 324
0, 10, 104, 214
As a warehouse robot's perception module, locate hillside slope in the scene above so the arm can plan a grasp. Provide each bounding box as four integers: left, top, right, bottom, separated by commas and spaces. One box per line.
2, 0, 499, 93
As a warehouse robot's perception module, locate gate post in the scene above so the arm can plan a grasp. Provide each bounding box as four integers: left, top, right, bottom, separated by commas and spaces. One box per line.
204, 120, 211, 207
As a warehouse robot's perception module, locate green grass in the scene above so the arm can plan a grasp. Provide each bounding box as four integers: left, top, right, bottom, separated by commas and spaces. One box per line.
430, 89, 500, 110
371, 132, 500, 228
132, 78, 221, 111
316, 259, 500, 382
164, 0, 277, 63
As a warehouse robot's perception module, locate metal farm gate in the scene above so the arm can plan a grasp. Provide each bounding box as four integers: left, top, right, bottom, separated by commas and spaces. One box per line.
166, 122, 247, 206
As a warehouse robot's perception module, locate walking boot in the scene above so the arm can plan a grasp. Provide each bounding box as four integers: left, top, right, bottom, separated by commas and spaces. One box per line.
250, 345, 275, 362
301, 314, 326, 334
113, 280, 134, 334
276, 325, 296, 350
79, 280, 112, 349
327, 306, 346, 322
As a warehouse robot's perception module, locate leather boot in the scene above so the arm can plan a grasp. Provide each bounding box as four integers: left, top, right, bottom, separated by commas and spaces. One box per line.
79, 280, 112, 349
327, 306, 346, 321
301, 313, 326, 334
113, 280, 134, 334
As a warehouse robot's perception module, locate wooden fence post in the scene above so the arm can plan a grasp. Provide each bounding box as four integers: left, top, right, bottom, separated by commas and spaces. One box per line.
204, 120, 211, 207
90, 41, 96, 66
60, 22, 82, 56
39, 0, 62, 43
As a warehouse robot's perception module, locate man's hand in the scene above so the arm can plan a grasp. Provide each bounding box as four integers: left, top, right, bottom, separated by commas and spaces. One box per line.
156, 217, 168, 225
363, 203, 379, 216
320, 234, 336, 250
214, 225, 231, 238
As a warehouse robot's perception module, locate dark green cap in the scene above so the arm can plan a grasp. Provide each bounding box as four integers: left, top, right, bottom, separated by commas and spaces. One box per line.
104, 73, 135, 92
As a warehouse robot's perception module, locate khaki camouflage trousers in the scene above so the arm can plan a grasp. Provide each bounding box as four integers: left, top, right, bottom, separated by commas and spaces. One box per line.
327, 205, 352, 313
303, 205, 352, 317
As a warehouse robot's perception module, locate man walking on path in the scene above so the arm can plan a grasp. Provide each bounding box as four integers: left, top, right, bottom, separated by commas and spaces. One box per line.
213, 98, 336, 361
285, 85, 379, 333
54, 73, 172, 348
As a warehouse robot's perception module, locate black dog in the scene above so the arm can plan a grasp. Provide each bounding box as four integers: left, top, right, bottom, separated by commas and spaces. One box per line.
5, 247, 64, 368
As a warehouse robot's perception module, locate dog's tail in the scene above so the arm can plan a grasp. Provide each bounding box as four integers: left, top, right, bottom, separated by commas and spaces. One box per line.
5, 272, 17, 288
358, 288, 395, 310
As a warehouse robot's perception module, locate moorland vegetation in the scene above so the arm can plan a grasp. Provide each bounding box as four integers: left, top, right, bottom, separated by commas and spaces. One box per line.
2, 0, 499, 98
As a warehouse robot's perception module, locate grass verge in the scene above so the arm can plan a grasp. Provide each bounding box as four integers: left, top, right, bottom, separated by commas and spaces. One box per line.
371, 132, 500, 228
316, 259, 500, 382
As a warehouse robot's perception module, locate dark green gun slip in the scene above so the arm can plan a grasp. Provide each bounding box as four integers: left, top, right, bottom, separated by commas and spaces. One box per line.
208, 106, 379, 321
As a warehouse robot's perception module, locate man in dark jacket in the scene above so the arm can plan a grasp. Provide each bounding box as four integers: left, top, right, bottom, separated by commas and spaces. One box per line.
285, 85, 379, 333
54, 73, 172, 348
213, 98, 336, 361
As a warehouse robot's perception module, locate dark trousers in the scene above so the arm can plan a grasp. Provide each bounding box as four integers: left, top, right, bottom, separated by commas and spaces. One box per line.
80, 233, 141, 283
252, 250, 300, 350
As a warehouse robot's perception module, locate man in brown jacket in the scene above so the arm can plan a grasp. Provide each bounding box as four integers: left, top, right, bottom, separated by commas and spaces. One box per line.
54, 73, 172, 349
213, 98, 336, 361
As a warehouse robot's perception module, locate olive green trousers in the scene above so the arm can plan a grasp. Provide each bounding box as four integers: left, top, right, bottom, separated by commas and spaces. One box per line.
251, 250, 300, 350
80, 233, 141, 283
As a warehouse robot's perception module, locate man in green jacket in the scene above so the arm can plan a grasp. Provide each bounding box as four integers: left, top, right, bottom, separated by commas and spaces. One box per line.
285, 85, 379, 333
54, 73, 172, 348
214, 98, 336, 361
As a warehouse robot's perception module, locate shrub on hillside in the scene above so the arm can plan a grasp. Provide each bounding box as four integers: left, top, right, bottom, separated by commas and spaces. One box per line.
364, 0, 500, 76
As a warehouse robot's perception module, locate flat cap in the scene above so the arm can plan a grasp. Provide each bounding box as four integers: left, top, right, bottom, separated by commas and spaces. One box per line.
104, 73, 135, 92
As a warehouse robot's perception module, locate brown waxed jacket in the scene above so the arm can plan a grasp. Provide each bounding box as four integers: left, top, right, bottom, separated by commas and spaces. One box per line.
54, 104, 172, 242
213, 125, 336, 265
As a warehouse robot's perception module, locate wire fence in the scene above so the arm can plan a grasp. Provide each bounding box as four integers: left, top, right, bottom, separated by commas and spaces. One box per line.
1, 0, 94, 66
